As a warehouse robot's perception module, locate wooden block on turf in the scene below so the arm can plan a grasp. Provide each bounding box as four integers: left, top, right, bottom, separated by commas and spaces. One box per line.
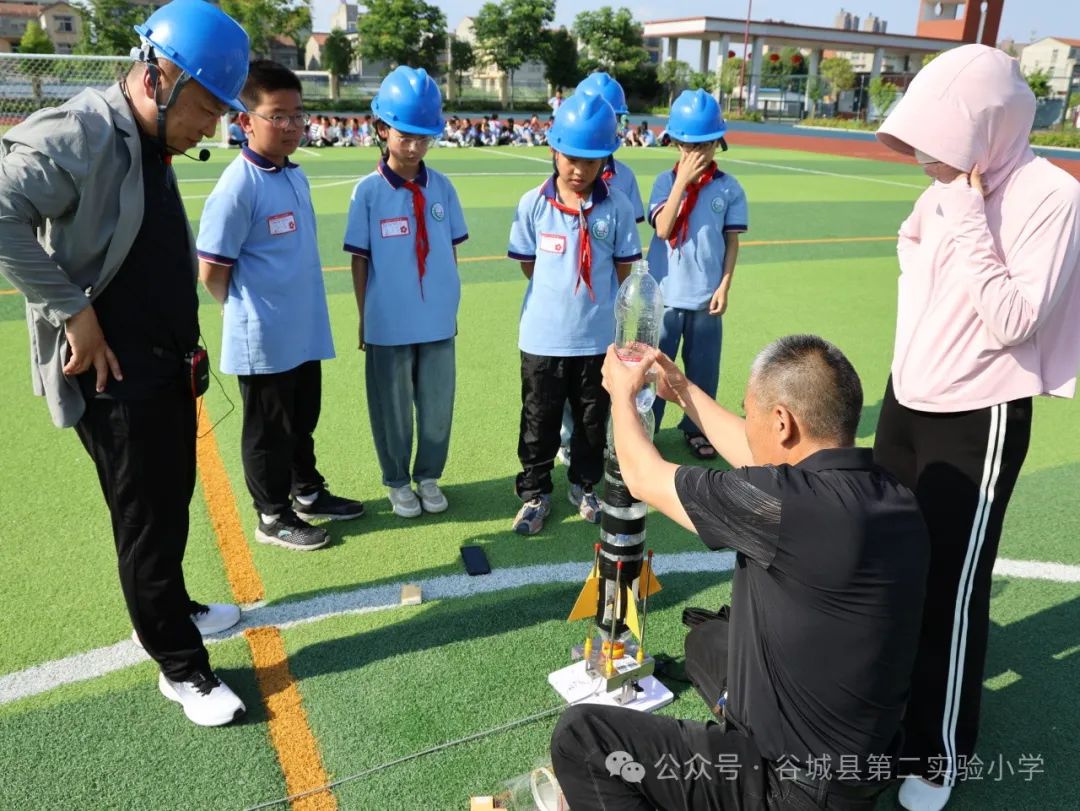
400, 583, 422, 606
469, 797, 495, 811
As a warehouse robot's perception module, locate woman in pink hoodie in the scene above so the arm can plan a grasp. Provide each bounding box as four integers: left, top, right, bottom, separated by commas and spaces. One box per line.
873, 45, 1080, 811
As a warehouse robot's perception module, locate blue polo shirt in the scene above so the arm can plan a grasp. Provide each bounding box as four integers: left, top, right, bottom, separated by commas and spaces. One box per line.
196, 147, 334, 376
344, 160, 468, 346
508, 176, 643, 356
647, 168, 748, 310
603, 157, 645, 223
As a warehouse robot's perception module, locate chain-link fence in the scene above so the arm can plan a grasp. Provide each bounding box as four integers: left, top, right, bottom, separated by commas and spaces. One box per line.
0, 52, 131, 131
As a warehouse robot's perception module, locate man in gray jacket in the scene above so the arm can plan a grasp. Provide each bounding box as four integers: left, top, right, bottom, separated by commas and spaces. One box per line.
0, 0, 251, 726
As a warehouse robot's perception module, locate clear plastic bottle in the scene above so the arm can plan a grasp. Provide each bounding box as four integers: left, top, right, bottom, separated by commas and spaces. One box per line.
614, 259, 664, 412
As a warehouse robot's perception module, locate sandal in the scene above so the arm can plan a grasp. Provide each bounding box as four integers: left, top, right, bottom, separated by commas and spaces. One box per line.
686, 434, 717, 460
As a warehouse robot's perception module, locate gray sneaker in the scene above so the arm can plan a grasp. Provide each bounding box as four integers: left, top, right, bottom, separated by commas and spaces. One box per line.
388, 485, 422, 518
416, 479, 448, 513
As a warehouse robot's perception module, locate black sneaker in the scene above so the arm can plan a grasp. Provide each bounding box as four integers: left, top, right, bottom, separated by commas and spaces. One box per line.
255, 510, 329, 551
293, 490, 366, 522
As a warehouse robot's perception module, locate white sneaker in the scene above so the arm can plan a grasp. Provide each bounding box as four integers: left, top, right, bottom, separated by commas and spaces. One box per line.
898, 776, 952, 811
416, 479, 448, 513
158, 671, 245, 727
132, 603, 241, 648
388, 485, 422, 518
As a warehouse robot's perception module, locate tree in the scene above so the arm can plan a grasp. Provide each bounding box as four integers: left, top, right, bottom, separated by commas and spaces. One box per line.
18, 20, 53, 54
868, 76, 899, 120
806, 76, 824, 116
922, 51, 943, 67
472, 0, 556, 108
321, 28, 354, 98
1025, 68, 1052, 99
718, 56, 744, 105
17, 21, 53, 110
542, 27, 581, 92
656, 59, 690, 106
819, 56, 855, 99
687, 71, 716, 93
357, 0, 448, 75
449, 37, 476, 96
75, 0, 142, 56
276, 3, 313, 69
573, 6, 650, 83
221, 0, 310, 58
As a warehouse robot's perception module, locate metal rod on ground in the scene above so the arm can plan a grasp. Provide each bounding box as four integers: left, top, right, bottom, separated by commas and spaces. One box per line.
636, 549, 654, 664
607, 561, 623, 675
584, 543, 600, 658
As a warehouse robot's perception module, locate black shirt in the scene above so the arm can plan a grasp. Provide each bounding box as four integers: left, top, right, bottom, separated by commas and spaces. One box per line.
675, 448, 930, 769
82, 128, 198, 400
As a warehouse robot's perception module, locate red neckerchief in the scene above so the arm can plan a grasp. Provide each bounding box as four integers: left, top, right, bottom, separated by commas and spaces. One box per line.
668, 161, 717, 249
546, 190, 595, 300
403, 179, 429, 299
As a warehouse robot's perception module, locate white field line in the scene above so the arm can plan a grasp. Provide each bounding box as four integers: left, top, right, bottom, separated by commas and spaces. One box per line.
178, 171, 549, 201
1, 552, 1078, 708
486, 146, 926, 190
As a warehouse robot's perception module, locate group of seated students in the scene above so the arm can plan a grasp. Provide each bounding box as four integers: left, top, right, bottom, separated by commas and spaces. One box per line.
623, 119, 658, 147
227, 109, 663, 151
306, 114, 375, 147
437, 114, 552, 147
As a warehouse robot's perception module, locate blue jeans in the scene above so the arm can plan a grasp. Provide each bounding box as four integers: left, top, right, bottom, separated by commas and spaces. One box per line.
364, 338, 455, 488
653, 307, 722, 437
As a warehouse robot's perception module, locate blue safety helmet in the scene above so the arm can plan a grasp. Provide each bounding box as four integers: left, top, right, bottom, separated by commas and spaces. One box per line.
548, 93, 619, 159
133, 0, 250, 111
576, 72, 629, 116
371, 66, 445, 136
666, 89, 727, 144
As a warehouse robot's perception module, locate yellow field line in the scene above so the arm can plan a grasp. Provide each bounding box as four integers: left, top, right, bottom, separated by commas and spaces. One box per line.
246, 626, 337, 811
195, 406, 265, 605
0, 235, 899, 296
196, 406, 334, 809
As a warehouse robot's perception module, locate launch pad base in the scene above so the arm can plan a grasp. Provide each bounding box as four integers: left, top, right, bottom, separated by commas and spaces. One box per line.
548, 660, 674, 712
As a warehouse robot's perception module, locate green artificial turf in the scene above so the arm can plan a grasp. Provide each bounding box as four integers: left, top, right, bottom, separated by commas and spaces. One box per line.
0, 143, 1077, 810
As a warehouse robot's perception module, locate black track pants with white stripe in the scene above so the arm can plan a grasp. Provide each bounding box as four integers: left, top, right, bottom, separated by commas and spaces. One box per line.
873, 377, 1031, 787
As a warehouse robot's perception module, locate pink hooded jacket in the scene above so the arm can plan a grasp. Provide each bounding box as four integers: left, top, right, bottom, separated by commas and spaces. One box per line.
877, 44, 1080, 412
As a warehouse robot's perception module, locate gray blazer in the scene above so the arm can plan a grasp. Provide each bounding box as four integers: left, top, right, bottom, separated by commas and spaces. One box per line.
0, 83, 197, 428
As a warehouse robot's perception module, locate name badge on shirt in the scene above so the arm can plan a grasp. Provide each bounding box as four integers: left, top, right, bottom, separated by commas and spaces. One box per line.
380, 217, 411, 238
267, 211, 297, 236
539, 233, 567, 254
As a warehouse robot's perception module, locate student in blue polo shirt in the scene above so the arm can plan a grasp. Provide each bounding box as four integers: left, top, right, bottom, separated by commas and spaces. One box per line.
648, 89, 748, 459
555, 72, 647, 468
507, 92, 643, 536
197, 61, 366, 552
344, 66, 467, 519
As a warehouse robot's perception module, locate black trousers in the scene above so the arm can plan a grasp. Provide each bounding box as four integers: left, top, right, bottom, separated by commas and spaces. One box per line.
552, 607, 886, 810
551, 705, 885, 811
873, 378, 1031, 786
75, 389, 210, 681
516, 352, 608, 501
238, 360, 325, 516
683, 606, 731, 714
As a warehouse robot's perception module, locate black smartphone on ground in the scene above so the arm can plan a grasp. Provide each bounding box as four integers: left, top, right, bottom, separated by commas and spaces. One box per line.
460, 545, 491, 576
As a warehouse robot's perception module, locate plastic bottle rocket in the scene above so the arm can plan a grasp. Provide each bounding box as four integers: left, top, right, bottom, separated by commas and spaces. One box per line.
614, 259, 664, 412
568, 259, 663, 646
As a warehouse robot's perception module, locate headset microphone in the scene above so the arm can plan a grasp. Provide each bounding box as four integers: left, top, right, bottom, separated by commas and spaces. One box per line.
179, 148, 211, 162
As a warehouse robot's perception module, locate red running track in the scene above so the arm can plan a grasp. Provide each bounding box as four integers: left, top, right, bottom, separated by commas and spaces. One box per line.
725, 129, 1080, 182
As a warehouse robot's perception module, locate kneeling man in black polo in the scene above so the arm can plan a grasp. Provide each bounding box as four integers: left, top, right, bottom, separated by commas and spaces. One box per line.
551, 335, 931, 811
